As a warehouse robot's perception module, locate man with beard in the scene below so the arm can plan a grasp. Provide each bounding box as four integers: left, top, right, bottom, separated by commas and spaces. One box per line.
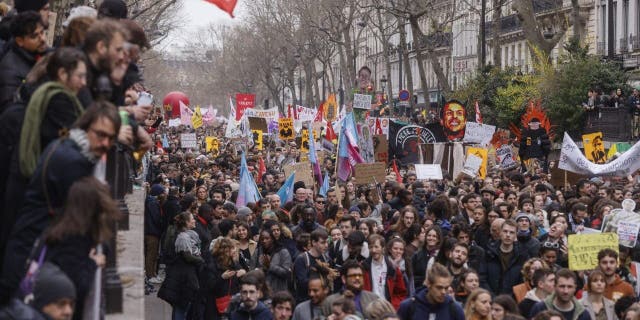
530, 269, 590, 319
445, 242, 470, 290
440, 100, 466, 141
291, 205, 326, 239
322, 260, 380, 319
0, 103, 120, 303
597, 249, 634, 302
231, 273, 273, 320
293, 229, 332, 303
293, 266, 332, 320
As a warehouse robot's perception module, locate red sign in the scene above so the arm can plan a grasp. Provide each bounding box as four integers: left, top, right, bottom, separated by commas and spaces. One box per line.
399, 90, 410, 101
235, 93, 255, 121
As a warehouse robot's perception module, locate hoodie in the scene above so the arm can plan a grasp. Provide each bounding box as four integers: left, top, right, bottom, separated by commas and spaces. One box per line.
529, 293, 590, 320
604, 274, 635, 302
397, 287, 465, 320
519, 288, 545, 317
230, 301, 273, 320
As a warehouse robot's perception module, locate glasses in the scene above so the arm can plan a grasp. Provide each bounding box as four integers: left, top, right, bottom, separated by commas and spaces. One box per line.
347, 274, 363, 279
542, 242, 560, 249
316, 201, 326, 204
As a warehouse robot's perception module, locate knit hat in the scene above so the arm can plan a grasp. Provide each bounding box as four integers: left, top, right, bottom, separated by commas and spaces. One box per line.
348, 206, 361, 214
32, 262, 76, 310
237, 206, 252, 216
62, 5, 97, 27
97, 0, 127, 19
515, 212, 530, 222
150, 184, 165, 196
15, 0, 50, 13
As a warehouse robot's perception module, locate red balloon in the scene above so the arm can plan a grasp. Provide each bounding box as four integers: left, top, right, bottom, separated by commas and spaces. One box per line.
162, 92, 190, 119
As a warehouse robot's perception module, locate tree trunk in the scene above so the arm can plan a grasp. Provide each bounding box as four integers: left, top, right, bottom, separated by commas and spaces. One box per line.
512, 0, 567, 64
570, 0, 586, 43
398, 17, 414, 108
409, 16, 431, 104
375, 7, 394, 107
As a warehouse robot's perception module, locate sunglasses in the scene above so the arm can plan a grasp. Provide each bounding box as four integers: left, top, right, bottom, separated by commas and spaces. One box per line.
542, 242, 560, 249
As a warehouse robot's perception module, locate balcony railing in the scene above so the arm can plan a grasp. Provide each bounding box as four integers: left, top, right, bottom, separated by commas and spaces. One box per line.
597, 41, 605, 55
631, 35, 640, 51
620, 37, 629, 53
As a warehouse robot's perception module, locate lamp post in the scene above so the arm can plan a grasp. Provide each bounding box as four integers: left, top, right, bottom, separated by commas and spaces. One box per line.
294, 53, 303, 106
380, 75, 387, 103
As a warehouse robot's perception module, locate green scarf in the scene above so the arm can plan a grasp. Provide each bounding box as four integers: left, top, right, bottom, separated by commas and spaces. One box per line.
19, 81, 83, 177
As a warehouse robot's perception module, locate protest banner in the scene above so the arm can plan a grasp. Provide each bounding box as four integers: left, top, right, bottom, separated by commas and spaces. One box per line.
301, 129, 310, 152
583, 132, 607, 164
354, 162, 387, 185
568, 233, 619, 270
284, 162, 313, 187
180, 133, 197, 149
466, 147, 488, 178
415, 164, 443, 180
373, 135, 388, 163
168, 118, 181, 127
248, 117, 268, 132
191, 106, 203, 129
496, 145, 517, 169
296, 106, 316, 122
618, 221, 640, 248
463, 122, 496, 145
353, 93, 372, 110
559, 132, 640, 176
244, 107, 279, 120
235, 93, 255, 121
205, 136, 219, 153
462, 154, 483, 177
279, 118, 294, 140
252, 130, 263, 150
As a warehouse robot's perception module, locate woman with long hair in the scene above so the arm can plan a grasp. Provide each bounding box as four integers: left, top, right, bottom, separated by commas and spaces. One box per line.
387, 237, 414, 297
491, 295, 520, 320
200, 238, 246, 319
464, 288, 493, 320
580, 270, 617, 320
455, 269, 480, 305
256, 228, 292, 293
43, 177, 119, 320
402, 224, 425, 260
388, 206, 419, 239
235, 221, 257, 270
195, 185, 208, 207
411, 225, 443, 289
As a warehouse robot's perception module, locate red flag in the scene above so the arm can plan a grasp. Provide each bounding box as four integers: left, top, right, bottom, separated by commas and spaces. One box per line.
475, 100, 483, 124
375, 118, 383, 135
156, 140, 164, 154
325, 122, 337, 141
314, 102, 324, 122
204, 0, 237, 18
287, 104, 293, 119
392, 160, 402, 183
257, 157, 266, 184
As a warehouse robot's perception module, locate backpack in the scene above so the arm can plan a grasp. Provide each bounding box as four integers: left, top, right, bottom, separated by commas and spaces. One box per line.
406, 297, 458, 320
291, 251, 311, 294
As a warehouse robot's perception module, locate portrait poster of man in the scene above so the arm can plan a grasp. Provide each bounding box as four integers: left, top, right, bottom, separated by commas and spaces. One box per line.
583, 132, 607, 164
441, 100, 467, 141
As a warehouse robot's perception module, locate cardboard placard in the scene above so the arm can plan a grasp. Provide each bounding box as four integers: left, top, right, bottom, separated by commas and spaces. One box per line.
353, 93, 373, 110
415, 164, 443, 180
618, 221, 640, 248
252, 130, 263, 150
180, 133, 197, 149
284, 162, 313, 188
583, 132, 607, 164
463, 122, 496, 145
249, 117, 268, 132
354, 162, 387, 185
373, 135, 388, 163
568, 233, 619, 271
465, 147, 488, 178
279, 118, 294, 140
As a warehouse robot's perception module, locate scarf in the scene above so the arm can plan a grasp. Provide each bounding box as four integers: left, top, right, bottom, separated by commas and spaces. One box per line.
19, 81, 83, 177
68, 128, 98, 163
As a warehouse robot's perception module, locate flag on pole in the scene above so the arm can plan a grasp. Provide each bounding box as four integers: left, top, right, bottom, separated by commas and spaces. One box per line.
180, 101, 193, 126
475, 100, 483, 124
276, 172, 296, 207
337, 113, 364, 181
319, 171, 330, 197
204, 0, 238, 17
392, 159, 402, 183
257, 157, 267, 184
236, 153, 261, 206
308, 122, 323, 186
314, 102, 325, 123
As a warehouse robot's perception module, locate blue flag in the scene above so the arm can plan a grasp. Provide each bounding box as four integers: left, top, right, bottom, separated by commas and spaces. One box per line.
162, 134, 169, 148
319, 171, 330, 197
236, 152, 261, 207
276, 171, 295, 207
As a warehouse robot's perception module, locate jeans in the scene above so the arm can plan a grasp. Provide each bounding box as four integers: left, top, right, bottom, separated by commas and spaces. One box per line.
172, 303, 190, 320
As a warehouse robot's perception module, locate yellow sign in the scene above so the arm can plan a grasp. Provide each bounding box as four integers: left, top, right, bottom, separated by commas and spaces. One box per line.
568, 233, 619, 271
252, 130, 263, 150
191, 105, 203, 129
205, 136, 219, 153
301, 129, 310, 152
583, 132, 606, 164
324, 94, 338, 122
466, 147, 488, 179
279, 118, 294, 140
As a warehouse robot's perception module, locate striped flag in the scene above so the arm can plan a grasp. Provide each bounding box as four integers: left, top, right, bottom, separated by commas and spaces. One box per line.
475, 100, 483, 124
236, 153, 261, 206
276, 172, 296, 207
308, 123, 323, 186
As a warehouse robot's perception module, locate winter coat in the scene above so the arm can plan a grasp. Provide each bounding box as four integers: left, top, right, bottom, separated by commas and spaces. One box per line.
483, 241, 530, 295
411, 248, 437, 290
0, 135, 96, 302
258, 246, 292, 293
198, 257, 241, 320
0, 298, 48, 320
0, 41, 37, 112
529, 293, 591, 320
161, 195, 181, 231
292, 251, 331, 303
396, 287, 465, 320
362, 256, 408, 310
158, 255, 200, 309
517, 231, 541, 258
518, 127, 551, 160
230, 301, 273, 320
144, 195, 163, 237
580, 295, 618, 320
518, 288, 543, 317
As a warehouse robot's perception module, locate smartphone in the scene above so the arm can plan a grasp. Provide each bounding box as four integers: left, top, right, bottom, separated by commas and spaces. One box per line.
138, 92, 153, 106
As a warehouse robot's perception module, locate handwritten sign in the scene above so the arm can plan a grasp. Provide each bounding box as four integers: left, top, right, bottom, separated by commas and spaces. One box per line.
496, 145, 517, 169
463, 122, 496, 145
354, 162, 386, 185
284, 162, 313, 188
353, 93, 372, 110
244, 107, 279, 120
568, 233, 619, 270
168, 118, 181, 127
618, 221, 640, 248
415, 164, 443, 180
180, 133, 197, 149
249, 117, 268, 132
466, 147, 488, 178
462, 154, 483, 177
279, 118, 294, 140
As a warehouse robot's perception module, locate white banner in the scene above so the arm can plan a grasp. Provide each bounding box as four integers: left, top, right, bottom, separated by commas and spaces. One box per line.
496, 145, 517, 169
558, 132, 640, 176
295, 105, 316, 122
168, 118, 181, 127
244, 107, 279, 121
415, 164, 443, 180
180, 133, 197, 149
353, 94, 372, 110
462, 154, 482, 177
463, 122, 496, 145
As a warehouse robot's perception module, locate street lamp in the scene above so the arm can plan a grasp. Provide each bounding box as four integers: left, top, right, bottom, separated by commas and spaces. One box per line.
294, 53, 303, 106
380, 75, 387, 105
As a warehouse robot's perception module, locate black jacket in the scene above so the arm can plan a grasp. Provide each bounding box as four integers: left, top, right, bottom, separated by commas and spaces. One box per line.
482, 241, 530, 295
0, 41, 37, 112
144, 195, 163, 237
198, 257, 240, 319
158, 255, 200, 309
518, 128, 551, 160
162, 195, 181, 232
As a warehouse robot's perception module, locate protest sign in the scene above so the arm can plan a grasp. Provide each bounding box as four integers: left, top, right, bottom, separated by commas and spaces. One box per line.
466, 147, 488, 178
249, 117, 268, 132
244, 107, 279, 120
463, 122, 496, 145
168, 118, 181, 127
205, 136, 219, 153
279, 118, 294, 140
353, 93, 372, 110
559, 132, 640, 176
618, 221, 640, 248
415, 164, 443, 180
354, 162, 387, 185
301, 129, 310, 152
252, 130, 263, 150
180, 133, 197, 149
235, 93, 255, 121
295, 106, 316, 122
496, 145, 517, 169
284, 162, 313, 187
191, 106, 203, 129
373, 135, 388, 163
583, 132, 607, 164
568, 233, 619, 270
462, 154, 483, 177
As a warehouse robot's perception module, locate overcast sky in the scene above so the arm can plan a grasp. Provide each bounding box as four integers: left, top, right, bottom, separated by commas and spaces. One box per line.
161, 0, 245, 53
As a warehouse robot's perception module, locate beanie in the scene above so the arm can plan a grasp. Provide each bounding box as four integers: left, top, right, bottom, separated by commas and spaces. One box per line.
97, 0, 127, 19
32, 262, 76, 310
150, 184, 165, 196
15, 0, 49, 13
